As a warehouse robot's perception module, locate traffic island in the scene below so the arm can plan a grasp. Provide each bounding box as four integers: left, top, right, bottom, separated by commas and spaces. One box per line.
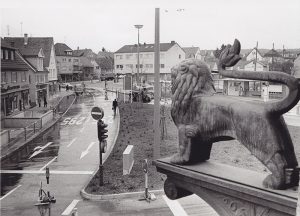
153, 158, 298, 216
82, 102, 300, 200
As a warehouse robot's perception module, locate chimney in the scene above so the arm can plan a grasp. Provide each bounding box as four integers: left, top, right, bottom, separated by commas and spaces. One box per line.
77, 46, 79, 50
171, 40, 175, 45
24, 33, 28, 46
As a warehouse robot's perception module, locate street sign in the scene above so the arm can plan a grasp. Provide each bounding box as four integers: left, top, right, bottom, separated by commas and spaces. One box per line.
91, 106, 104, 120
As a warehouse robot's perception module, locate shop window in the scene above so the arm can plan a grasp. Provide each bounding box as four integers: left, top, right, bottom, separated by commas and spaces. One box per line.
21, 72, 26, 82
1, 72, 7, 83
11, 72, 17, 83
160, 64, 165, 68
5, 50, 9, 60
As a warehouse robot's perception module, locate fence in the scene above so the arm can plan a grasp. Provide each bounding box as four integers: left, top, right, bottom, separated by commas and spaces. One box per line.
2, 93, 76, 148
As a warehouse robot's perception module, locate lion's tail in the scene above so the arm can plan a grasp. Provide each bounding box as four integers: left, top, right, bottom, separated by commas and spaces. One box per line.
217, 39, 300, 116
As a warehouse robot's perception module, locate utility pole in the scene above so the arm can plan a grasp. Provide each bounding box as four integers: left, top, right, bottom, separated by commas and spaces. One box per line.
6, 25, 10, 36
154, 8, 161, 160
20, 22, 23, 36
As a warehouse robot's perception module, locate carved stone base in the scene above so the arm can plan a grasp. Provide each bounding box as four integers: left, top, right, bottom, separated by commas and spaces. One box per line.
153, 158, 298, 216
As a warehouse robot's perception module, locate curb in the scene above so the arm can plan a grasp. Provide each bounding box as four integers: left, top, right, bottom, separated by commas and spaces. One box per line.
79, 94, 121, 200
0, 93, 76, 161
80, 189, 164, 201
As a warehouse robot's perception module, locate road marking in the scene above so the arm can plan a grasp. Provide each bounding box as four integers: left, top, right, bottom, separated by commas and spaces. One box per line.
0, 185, 22, 201
80, 142, 95, 159
61, 199, 80, 215
67, 138, 77, 147
0, 170, 94, 175
39, 156, 58, 171
29, 142, 53, 159
162, 195, 188, 216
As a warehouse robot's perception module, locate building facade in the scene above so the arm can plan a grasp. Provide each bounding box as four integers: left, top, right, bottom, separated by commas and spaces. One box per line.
114, 41, 186, 82
54, 43, 82, 82
1, 39, 33, 117
4, 35, 51, 102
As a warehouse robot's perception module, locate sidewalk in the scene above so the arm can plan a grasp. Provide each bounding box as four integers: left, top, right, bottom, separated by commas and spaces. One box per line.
0, 90, 75, 162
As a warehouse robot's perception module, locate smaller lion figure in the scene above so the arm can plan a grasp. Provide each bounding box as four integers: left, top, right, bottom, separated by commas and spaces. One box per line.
170, 39, 300, 189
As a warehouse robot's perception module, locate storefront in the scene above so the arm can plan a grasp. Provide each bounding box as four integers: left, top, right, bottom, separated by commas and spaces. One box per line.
36, 83, 48, 103
1, 85, 30, 117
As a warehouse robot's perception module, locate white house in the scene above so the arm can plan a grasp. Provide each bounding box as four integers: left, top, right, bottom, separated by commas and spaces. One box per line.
245, 48, 263, 61
114, 41, 186, 82
183, 47, 201, 59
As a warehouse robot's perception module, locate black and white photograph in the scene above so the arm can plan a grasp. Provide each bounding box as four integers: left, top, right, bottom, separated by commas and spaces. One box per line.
1, 0, 300, 215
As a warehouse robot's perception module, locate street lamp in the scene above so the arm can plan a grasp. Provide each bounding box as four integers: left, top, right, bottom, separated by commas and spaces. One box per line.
134, 24, 143, 86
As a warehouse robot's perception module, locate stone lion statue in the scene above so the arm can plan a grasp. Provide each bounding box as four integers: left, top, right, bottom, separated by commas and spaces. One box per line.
170, 39, 300, 189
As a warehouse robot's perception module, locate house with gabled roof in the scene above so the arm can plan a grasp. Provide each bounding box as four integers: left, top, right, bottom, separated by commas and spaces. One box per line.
114, 40, 185, 81
54, 43, 82, 82
4, 35, 52, 103
72, 48, 97, 80
1, 38, 36, 117
4, 34, 58, 97
245, 47, 264, 61
183, 47, 201, 59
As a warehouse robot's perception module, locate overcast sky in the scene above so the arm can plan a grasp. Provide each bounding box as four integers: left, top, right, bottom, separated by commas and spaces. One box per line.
1, 0, 299, 53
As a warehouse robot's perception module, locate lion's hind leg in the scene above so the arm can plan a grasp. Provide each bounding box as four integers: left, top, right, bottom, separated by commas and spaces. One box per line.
170, 125, 198, 165
263, 152, 288, 189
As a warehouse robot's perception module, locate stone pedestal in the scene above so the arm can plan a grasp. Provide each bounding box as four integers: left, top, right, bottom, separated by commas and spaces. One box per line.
154, 158, 298, 216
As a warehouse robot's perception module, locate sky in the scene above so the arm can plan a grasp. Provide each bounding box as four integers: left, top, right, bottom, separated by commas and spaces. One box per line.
1, 0, 300, 53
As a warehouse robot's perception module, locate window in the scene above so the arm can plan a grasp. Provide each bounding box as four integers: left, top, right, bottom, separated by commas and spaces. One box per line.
126, 54, 132, 59
136, 64, 143, 68
21, 72, 26, 82
63, 58, 66, 62
74, 59, 79, 62
11, 51, 15, 60
69, 59, 72, 62
96, 66, 100, 69
140, 54, 143, 58
1, 49, 3, 59
5, 50, 9, 60
145, 64, 153, 68
160, 53, 165, 58
126, 64, 133, 69
116, 55, 123, 60
11, 72, 17, 82
160, 64, 165, 68
1, 72, 7, 83
179, 54, 181, 59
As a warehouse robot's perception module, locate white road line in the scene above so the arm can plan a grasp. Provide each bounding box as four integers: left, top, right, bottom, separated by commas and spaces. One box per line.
67, 138, 77, 147
61, 199, 80, 215
0, 170, 94, 175
0, 185, 22, 201
162, 195, 188, 216
29, 142, 53, 159
80, 142, 96, 159
39, 156, 58, 171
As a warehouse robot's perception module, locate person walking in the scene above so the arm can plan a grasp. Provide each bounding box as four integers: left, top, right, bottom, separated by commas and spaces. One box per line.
43, 96, 47, 107
112, 99, 118, 117
38, 97, 41, 107
59, 84, 61, 92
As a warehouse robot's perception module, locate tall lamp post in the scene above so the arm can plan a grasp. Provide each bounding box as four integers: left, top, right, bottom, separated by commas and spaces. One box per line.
134, 24, 143, 86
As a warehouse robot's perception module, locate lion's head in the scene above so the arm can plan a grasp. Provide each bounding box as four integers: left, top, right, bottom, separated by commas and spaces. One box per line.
171, 59, 216, 120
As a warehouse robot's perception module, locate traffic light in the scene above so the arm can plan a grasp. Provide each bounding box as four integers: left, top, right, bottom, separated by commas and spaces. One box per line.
97, 120, 108, 142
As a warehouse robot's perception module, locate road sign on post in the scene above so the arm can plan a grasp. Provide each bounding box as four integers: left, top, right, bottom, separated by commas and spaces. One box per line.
91, 106, 107, 186
91, 106, 104, 120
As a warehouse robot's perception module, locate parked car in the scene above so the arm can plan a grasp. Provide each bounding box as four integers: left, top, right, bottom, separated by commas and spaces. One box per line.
100, 73, 115, 81
73, 84, 84, 95
61, 83, 73, 89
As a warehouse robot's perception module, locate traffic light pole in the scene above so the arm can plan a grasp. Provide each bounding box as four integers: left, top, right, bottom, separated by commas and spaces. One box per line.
99, 140, 103, 186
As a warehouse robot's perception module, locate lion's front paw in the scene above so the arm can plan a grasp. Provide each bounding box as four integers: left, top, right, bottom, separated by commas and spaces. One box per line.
170, 154, 189, 165
262, 174, 285, 190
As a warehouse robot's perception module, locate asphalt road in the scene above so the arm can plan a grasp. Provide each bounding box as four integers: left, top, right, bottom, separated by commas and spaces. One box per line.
0, 92, 119, 216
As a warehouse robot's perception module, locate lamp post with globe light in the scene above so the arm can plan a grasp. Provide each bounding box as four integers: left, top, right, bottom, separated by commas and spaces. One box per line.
134, 24, 143, 86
